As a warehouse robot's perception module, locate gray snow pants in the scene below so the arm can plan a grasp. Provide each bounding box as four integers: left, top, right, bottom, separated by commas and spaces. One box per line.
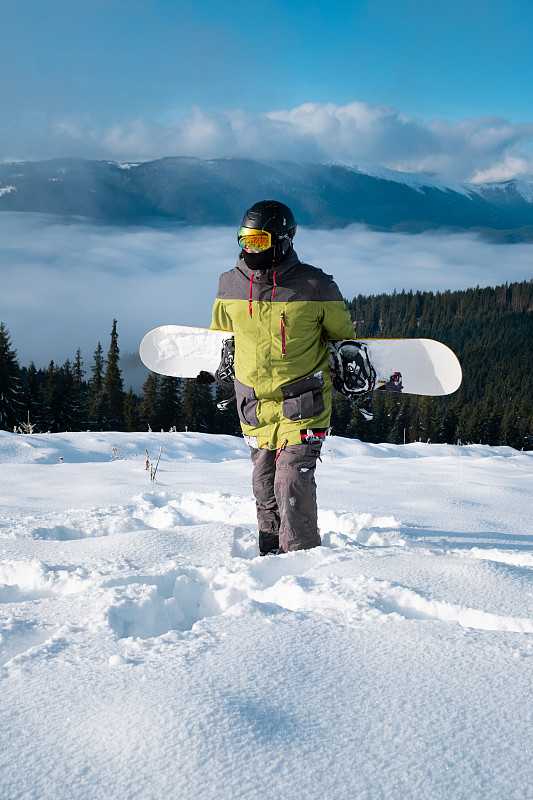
250, 442, 323, 553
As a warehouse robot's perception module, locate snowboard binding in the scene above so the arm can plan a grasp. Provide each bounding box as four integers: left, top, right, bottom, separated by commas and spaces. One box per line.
215, 336, 236, 411
328, 340, 376, 420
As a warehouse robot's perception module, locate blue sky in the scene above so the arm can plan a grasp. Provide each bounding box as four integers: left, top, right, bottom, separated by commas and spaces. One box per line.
2, 0, 533, 182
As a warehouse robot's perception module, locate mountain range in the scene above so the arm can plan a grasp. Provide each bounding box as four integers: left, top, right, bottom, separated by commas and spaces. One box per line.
1, 157, 533, 241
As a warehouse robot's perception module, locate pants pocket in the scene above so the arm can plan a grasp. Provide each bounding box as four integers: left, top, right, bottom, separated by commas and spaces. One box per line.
281, 373, 325, 421
235, 378, 259, 426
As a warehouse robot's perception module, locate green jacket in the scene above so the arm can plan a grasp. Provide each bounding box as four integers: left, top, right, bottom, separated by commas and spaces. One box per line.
211, 249, 354, 450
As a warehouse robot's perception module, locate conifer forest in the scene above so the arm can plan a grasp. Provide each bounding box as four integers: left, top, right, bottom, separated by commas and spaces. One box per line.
1, 280, 532, 449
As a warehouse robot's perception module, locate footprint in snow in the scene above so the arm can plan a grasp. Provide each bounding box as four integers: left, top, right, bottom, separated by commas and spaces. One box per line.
232, 527, 259, 560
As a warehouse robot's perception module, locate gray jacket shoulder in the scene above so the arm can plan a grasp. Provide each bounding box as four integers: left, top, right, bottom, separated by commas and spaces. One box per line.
297, 262, 345, 302
216, 265, 244, 300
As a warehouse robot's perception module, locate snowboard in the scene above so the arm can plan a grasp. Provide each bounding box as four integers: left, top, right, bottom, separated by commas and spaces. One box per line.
139, 325, 462, 396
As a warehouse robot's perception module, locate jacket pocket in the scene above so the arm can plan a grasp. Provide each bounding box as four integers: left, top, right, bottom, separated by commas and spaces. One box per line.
281, 373, 325, 421
234, 378, 260, 426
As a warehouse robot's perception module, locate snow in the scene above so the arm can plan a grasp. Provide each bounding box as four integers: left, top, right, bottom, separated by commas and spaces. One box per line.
467, 178, 533, 204
346, 163, 533, 203
349, 163, 472, 197
512, 180, 533, 203
0, 430, 531, 800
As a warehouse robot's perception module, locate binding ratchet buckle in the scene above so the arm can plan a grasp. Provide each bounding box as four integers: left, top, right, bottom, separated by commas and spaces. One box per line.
215, 336, 236, 411
328, 340, 377, 420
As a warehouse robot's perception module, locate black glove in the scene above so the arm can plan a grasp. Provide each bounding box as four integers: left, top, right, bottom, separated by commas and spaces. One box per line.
196, 370, 215, 385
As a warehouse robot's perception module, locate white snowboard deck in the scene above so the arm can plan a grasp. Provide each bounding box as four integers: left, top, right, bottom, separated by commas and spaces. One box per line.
140, 325, 462, 396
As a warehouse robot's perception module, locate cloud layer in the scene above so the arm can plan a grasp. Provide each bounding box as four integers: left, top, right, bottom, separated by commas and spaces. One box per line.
4, 101, 532, 185
1, 213, 531, 370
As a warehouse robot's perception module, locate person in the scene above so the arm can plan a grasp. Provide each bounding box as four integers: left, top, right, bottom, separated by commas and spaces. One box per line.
202, 200, 355, 555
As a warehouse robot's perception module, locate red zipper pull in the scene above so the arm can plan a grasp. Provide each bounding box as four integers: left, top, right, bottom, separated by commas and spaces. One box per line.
274, 438, 289, 462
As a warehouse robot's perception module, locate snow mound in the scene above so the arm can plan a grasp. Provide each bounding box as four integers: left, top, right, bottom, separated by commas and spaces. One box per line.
0, 430, 250, 465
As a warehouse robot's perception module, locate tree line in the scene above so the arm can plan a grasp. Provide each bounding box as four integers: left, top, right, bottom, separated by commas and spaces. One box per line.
333, 280, 533, 449
1, 280, 532, 448
0, 319, 241, 436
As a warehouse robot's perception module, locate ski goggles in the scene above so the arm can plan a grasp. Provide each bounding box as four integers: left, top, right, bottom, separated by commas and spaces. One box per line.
237, 226, 272, 251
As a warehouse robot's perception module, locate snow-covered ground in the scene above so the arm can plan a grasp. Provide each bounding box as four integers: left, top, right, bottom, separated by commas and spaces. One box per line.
1, 430, 531, 800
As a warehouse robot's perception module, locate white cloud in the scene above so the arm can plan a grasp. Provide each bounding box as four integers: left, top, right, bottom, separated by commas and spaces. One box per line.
0, 100, 523, 184
469, 154, 533, 184
1, 213, 531, 371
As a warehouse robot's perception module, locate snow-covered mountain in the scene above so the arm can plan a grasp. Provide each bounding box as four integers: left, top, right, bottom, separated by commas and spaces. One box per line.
1, 157, 533, 240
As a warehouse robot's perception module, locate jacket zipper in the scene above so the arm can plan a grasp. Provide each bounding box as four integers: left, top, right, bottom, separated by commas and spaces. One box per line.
274, 438, 289, 461
249, 273, 254, 317
280, 312, 286, 357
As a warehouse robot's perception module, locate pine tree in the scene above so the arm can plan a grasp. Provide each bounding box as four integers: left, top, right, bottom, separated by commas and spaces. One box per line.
181, 380, 214, 432
101, 320, 125, 431
0, 322, 23, 430
124, 388, 141, 432
415, 397, 443, 443
139, 373, 160, 431
479, 398, 503, 447
88, 342, 105, 429
441, 398, 462, 444
158, 376, 182, 430
456, 402, 484, 444
73, 349, 87, 422
369, 395, 390, 443
44, 361, 63, 432
66, 350, 88, 430
388, 395, 411, 445
56, 359, 87, 431
501, 400, 521, 449
518, 398, 533, 450
20, 362, 46, 431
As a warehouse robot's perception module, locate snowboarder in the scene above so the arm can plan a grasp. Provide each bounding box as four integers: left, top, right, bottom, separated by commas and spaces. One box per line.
199, 200, 355, 555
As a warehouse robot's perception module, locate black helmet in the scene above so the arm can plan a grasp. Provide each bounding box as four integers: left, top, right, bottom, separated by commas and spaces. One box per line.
239, 200, 297, 269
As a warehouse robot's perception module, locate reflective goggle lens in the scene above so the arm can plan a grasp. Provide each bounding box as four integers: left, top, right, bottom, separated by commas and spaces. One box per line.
237, 227, 272, 251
